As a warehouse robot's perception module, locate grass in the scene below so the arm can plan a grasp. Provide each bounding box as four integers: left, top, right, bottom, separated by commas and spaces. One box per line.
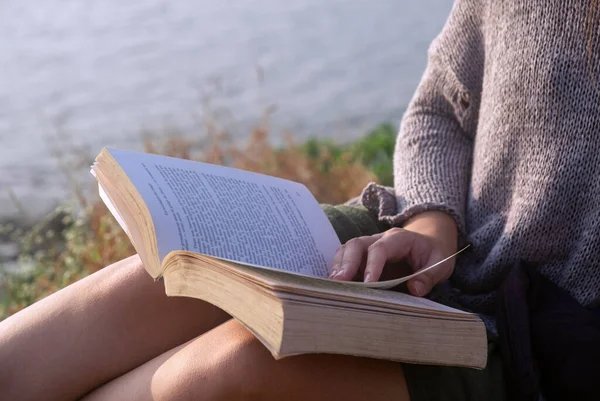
0, 123, 396, 320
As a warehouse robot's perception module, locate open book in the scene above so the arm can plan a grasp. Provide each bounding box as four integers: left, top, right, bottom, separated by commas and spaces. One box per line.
91, 148, 487, 369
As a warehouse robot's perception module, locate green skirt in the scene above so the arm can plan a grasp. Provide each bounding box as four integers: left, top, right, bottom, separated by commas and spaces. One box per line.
321, 204, 507, 401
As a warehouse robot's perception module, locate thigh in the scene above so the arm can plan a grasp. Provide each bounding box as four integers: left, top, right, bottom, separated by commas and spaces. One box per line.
83, 319, 410, 401
0, 255, 230, 401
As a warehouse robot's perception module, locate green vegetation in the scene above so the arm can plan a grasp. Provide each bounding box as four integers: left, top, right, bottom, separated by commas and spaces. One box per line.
302, 123, 396, 187
0, 123, 396, 320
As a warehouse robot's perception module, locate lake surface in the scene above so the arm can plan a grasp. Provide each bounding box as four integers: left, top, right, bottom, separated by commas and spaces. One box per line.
0, 0, 451, 218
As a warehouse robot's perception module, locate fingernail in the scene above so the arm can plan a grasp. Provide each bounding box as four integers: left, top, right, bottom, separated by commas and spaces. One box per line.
364, 272, 371, 282
329, 269, 337, 278
412, 281, 425, 296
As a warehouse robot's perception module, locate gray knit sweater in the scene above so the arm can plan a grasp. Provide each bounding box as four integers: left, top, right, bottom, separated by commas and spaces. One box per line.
362, 0, 600, 322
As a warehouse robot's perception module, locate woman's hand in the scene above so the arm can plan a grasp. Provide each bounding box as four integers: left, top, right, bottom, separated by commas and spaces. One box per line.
329, 211, 458, 297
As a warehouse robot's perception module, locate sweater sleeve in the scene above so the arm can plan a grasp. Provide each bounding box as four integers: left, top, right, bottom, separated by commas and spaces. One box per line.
393, 0, 484, 236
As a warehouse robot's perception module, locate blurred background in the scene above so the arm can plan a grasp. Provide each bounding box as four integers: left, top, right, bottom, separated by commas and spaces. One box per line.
0, 0, 451, 316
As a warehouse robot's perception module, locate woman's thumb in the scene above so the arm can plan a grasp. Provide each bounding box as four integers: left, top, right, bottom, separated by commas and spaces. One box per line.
407, 275, 434, 297
407, 259, 453, 297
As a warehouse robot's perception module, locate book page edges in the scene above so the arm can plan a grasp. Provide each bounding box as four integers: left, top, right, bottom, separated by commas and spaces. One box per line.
162, 253, 487, 369
165, 251, 475, 318
93, 147, 162, 278
281, 300, 488, 369
163, 257, 285, 357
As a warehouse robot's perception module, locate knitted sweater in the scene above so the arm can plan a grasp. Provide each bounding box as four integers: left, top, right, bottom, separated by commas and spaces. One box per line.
363, 0, 600, 322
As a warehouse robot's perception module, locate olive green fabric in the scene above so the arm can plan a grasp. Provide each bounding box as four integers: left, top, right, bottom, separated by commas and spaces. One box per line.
321, 203, 507, 401
321, 204, 389, 244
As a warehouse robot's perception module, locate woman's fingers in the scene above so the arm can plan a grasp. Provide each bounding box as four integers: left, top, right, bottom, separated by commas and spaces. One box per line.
329, 234, 381, 281
329, 227, 455, 298
330, 228, 427, 282
363, 228, 423, 282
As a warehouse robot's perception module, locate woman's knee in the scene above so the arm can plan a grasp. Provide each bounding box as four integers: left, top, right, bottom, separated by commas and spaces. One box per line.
151, 320, 273, 401
106, 317, 407, 401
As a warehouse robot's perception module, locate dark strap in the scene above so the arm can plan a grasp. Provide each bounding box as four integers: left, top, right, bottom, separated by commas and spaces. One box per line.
497, 260, 600, 401
496, 260, 540, 401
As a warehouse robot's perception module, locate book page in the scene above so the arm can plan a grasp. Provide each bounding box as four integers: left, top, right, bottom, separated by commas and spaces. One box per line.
97, 183, 130, 237
227, 261, 472, 316
106, 148, 341, 277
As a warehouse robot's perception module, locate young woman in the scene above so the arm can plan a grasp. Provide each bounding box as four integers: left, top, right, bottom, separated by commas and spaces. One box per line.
2, 1, 599, 399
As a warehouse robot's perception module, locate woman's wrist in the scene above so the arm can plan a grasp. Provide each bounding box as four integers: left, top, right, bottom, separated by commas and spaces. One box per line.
402, 211, 458, 254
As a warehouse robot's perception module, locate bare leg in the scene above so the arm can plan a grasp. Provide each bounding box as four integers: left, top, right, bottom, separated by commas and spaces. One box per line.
0, 255, 230, 401
84, 319, 410, 401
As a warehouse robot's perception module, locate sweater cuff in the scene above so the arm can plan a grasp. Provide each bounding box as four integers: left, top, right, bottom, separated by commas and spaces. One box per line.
395, 199, 466, 241
360, 183, 467, 241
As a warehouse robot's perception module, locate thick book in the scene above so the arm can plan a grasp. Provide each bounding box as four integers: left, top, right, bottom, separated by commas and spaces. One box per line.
91, 147, 487, 369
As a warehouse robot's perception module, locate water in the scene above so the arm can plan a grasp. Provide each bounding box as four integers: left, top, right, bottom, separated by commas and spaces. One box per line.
0, 0, 451, 218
